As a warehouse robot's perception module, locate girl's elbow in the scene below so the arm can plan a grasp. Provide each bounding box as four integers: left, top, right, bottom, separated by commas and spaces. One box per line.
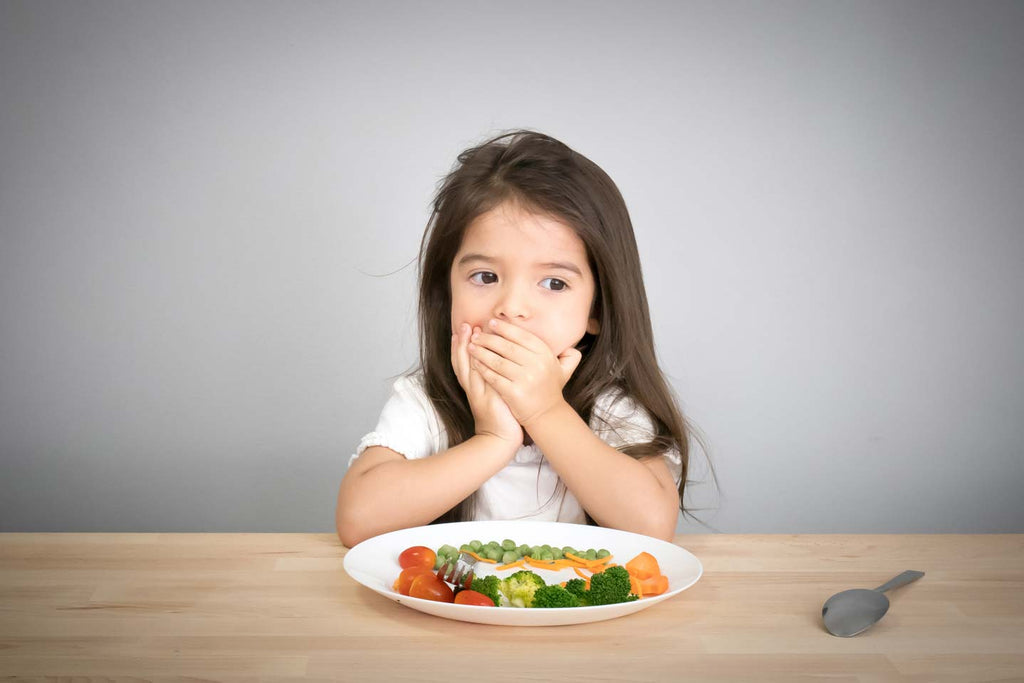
335, 489, 369, 548
645, 513, 677, 543
337, 526, 364, 549
649, 501, 680, 542
655, 520, 677, 542
598, 507, 676, 541
335, 506, 352, 547
336, 508, 369, 548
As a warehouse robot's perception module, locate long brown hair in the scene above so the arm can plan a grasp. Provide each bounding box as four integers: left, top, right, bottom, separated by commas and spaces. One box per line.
418, 130, 701, 524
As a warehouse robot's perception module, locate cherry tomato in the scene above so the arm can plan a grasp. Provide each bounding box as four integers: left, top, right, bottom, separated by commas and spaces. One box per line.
392, 566, 433, 596
408, 573, 454, 602
453, 589, 495, 606
398, 545, 437, 570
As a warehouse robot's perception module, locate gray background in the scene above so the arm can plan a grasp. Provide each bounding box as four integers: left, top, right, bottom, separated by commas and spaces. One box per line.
2, 0, 1022, 534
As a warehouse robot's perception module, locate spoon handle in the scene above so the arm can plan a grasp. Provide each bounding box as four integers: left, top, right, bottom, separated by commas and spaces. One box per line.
874, 570, 925, 594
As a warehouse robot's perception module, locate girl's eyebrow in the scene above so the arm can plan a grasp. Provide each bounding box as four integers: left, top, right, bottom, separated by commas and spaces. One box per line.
538, 261, 583, 277
456, 253, 583, 277
455, 253, 496, 268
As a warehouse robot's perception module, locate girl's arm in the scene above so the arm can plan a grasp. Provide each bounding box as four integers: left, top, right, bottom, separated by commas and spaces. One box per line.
524, 402, 680, 541
335, 435, 518, 547
466, 318, 679, 540
338, 324, 525, 547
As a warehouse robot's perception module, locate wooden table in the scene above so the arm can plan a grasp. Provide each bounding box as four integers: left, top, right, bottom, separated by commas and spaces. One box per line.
1, 533, 1021, 681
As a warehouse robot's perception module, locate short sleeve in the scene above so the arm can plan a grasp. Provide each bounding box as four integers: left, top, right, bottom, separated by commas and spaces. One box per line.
589, 390, 684, 488
349, 374, 444, 467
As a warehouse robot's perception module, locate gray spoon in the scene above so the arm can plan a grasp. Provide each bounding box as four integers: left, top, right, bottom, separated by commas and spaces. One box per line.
821, 570, 925, 637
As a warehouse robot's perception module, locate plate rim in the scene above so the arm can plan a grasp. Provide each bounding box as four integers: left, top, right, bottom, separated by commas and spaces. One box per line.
343, 520, 702, 626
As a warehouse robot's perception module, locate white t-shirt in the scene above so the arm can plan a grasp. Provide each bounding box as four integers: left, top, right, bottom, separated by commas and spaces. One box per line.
349, 373, 682, 524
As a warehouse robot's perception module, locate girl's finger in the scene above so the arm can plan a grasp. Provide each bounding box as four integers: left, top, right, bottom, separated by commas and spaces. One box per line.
485, 318, 548, 354
468, 364, 483, 396
557, 347, 583, 380
467, 326, 486, 396
469, 340, 517, 381
453, 324, 472, 390
473, 358, 515, 395
450, 331, 461, 377
471, 330, 528, 365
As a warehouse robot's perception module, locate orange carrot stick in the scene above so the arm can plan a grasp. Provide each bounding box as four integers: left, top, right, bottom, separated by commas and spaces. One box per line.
496, 558, 525, 571
525, 557, 560, 569
461, 549, 497, 563
565, 552, 613, 568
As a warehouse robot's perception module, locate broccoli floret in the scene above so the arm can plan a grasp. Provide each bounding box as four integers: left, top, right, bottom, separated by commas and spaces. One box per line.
470, 575, 502, 607
563, 578, 589, 602
500, 570, 546, 608
586, 566, 637, 606
532, 584, 581, 608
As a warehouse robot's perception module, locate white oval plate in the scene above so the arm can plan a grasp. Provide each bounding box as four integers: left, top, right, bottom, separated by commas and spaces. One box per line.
343, 520, 702, 626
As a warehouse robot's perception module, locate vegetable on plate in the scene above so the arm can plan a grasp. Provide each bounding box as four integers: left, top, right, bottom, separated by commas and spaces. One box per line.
392, 540, 672, 607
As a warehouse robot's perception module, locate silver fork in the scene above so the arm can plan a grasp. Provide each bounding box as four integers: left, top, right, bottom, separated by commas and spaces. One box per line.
437, 551, 477, 588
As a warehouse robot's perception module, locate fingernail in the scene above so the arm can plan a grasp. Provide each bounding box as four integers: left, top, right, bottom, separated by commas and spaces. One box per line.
489, 319, 497, 328
471, 332, 479, 341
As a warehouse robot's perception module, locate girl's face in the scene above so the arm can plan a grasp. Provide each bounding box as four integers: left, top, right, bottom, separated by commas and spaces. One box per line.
450, 201, 600, 356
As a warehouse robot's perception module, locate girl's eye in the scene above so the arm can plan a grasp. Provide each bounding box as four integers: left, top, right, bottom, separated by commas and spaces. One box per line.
470, 272, 498, 285
540, 278, 568, 291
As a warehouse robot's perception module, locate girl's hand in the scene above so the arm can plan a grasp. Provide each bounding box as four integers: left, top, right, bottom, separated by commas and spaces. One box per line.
451, 323, 524, 446
468, 318, 583, 428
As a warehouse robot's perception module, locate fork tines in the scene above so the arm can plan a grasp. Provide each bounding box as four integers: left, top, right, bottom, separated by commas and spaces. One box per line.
437, 551, 476, 588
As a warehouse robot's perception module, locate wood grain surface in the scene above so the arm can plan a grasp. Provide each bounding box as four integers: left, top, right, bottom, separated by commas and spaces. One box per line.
1, 533, 1021, 681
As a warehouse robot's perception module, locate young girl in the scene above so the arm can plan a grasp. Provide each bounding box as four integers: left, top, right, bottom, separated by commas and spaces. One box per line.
337, 130, 695, 546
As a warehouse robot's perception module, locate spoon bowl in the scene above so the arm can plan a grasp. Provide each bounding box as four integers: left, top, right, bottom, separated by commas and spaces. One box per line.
822, 570, 924, 637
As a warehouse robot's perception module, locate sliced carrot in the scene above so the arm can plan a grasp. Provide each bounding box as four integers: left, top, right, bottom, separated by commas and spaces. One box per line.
624, 551, 661, 579
461, 549, 497, 564
525, 557, 582, 571
637, 574, 668, 596
565, 552, 613, 568
496, 558, 525, 571
573, 566, 590, 580
630, 575, 644, 599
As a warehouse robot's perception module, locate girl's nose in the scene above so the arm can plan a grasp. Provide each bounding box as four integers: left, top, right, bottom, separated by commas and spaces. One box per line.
493, 284, 529, 320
